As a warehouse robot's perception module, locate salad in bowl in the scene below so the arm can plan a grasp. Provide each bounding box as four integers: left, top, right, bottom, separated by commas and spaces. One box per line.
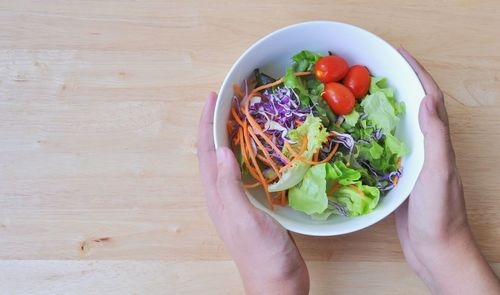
228, 50, 407, 220
214, 21, 424, 235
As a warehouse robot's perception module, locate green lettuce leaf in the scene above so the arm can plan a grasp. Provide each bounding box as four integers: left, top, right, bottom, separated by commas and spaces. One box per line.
287, 114, 328, 159
292, 50, 322, 72
288, 163, 328, 215
370, 76, 405, 115
361, 92, 399, 133
268, 114, 328, 192
356, 140, 384, 161
325, 160, 361, 186
284, 67, 309, 106
333, 182, 380, 216
343, 109, 360, 129
385, 133, 409, 157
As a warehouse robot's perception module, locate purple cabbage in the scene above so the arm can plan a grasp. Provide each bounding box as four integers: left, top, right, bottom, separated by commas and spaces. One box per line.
236, 86, 313, 163
329, 131, 355, 153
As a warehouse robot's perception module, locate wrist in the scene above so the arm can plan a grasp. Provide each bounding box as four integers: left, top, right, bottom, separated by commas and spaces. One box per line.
415, 228, 499, 294
238, 260, 309, 295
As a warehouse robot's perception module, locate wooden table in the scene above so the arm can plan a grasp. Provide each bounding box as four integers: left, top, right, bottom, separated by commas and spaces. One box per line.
1, 1, 499, 294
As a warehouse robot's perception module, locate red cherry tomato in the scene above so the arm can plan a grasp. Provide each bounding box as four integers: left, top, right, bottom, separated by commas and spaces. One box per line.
322, 82, 355, 115
314, 55, 349, 83
343, 65, 371, 99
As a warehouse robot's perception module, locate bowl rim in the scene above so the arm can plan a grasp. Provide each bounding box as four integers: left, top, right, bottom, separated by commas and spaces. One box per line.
214, 20, 424, 236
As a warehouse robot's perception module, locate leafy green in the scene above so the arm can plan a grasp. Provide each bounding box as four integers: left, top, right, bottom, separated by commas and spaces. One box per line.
311, 209, 336, 221
356, 140, 384, 161
306, 78, 336, 127
361, 92, 399, 133
287, 114, 328, 159
370, 76, 405, 115
284, 67, 309, 106
333, 182, 380, 216
288, 163, 328, 215
254, 68, 276, 87
384, 133, 409, 157
343, 109, 360, 129
291, 50, 322, 72
268, 114, 328, 192
325, 160, 361, 186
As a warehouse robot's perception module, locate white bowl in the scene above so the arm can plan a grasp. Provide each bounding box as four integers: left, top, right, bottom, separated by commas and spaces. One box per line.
214, 21, 425, 236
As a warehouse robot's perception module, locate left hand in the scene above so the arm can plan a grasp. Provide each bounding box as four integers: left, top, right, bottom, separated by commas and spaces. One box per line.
197, 92, 309, 295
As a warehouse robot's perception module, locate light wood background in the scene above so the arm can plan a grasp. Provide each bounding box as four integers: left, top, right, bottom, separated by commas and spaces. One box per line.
0, 1, 499, 294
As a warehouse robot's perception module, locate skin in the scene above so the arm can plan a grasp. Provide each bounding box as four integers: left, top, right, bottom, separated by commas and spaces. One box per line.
197, 48, 499, 294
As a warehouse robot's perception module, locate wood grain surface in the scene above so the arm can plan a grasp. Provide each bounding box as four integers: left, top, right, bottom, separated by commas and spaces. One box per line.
0, 0, 499, 294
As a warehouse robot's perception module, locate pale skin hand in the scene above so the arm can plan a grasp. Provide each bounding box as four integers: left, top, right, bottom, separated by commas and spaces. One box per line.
197, 92, 309, 295
396, 48, 500, 294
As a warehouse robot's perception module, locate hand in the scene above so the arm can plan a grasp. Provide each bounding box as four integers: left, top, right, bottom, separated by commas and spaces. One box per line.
197, 92, 309, 295
395, 48, 500, 294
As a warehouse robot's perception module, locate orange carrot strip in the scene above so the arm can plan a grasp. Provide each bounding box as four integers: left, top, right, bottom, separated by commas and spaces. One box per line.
252, 71, 312, 93
248, 127, 281, 178
244, 122, 274, 209
239, 126, 259, 181
243, 98, 290, 164
327, 181, 341, 196
233, 84, 244, 98
231, 107, 244, 127
313, 150, 320, 162
242, 173, 279, 189
349, 184, 365, 198
280, 190, 286, 207
243, 181, 261, 188
284, 140, 339, 165
279, 137, 308, 172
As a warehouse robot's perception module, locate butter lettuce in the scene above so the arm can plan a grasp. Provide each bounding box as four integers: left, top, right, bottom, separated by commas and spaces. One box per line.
288, 163, 328, 215
333, 182, 380, 216
361, 92, 399, 134
268, 114, 328, 192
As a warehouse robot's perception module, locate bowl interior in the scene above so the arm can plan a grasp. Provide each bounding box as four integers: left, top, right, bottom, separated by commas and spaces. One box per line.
214, 21, 425, 236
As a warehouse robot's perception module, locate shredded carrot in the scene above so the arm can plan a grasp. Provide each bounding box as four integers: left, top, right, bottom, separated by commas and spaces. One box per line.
243, 181, 261, 189
327, 181, 341, 195
283, 140, 338, 165
238, 127, 259, 181
256, 154, 272, 165
244, 122, 274, 209
231, 107, 244, 127
248, 127, 281, 178
394, 176, 399, 185
279, 137, 308, 172
280, 190, 286, 207
313, 150, 320, 162
349, 184, 365, 198
226, 121, 233, 138
251, 71, 311, 93
242, 173, 279, 188
233, 84, 244, 98
243, 97, 290, 164
397, 158, 401, 168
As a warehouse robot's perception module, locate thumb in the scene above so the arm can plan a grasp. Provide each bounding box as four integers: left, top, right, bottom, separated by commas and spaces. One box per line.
419, 95, 454, 172
216, 147, 252, 210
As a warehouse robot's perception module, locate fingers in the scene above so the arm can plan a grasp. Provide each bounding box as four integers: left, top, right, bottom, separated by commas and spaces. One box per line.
216, 147, 252, 211
398, 47, 449, 126
197, 92, 218, 195
418, 95, 454, 173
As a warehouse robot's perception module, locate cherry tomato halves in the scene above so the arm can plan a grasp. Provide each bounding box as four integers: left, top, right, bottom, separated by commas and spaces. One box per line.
322, 82, 355, 115
314, 55, 349, 83
343, 65, 370, 99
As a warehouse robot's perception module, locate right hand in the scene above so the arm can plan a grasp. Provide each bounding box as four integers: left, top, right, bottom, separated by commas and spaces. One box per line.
395, 48, 500, 294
